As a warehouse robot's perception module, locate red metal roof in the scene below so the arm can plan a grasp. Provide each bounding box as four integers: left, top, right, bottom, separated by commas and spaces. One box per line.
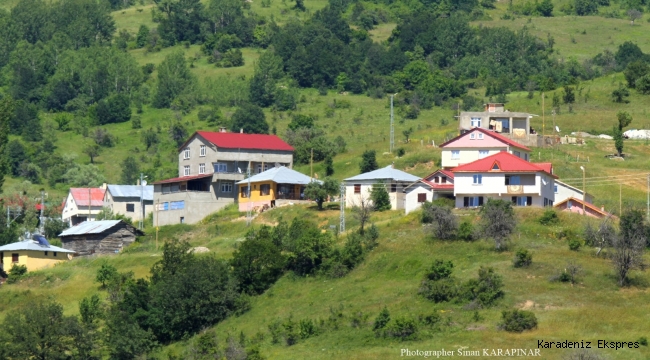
70, 188, 105, 207
423, 169, 455, 182
192, 131, 294, 152
535, 162, 553, 175
554, 197, 612, 218
152, 173, 212, 185
452, 152, 556, 177
439, 128, 531, 152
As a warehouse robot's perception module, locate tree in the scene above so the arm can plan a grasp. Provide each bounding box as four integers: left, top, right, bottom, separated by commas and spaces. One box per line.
169, 121, 188, 146
402, 127, 413, 143
624, 61, 648, 88
120, 156, 140, 185
230, 103, 269, 134
537, 0, 553, 16
614, 111, 632, 156
141, 127, 159, 150
562, 85, 575, 104
612, 210, 647, 286
479, 199, 516, 250
230, 226, 285, 294
627, 9, 642, 25
611, 84, 630, 103
96, 263, 119, 288
324, 155, 334, 176
359, 150, 378, 174
83, 143, 101, 164
574, 0, 598, 16
249, 49, 284, 107
370, 183, 391, 211
63, 164, 106, 187
352, 197, 373, 235
0, 99, 12, 194
153, 51, 196, 108
635, 74, 650, 94
136, 25, 150, 48
424, 204, 459, 240
304, 178, 339, 210
96, 93, 131, 125
5, 139, 27, 176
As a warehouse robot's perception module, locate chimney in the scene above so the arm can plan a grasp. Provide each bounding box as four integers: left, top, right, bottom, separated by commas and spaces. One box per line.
391, 162, 395, 169
240, 128, 243, 133
601, 205, 605, 211
219, 126, 227, 133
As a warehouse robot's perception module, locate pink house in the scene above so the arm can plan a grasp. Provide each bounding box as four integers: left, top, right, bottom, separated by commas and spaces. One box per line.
554, 197, 613, 219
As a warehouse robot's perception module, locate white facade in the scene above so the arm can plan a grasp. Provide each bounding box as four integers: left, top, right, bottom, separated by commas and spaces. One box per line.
454, 172, 555, 208
345, 180, 409, 210
554, 180, 593, 205
61, 193, 103, 226
403, 182, 433, 214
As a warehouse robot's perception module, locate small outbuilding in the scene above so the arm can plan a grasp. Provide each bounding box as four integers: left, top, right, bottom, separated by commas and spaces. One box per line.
59, 220, 143, 256
0, 237, 75, 273
344, 165, 420, 210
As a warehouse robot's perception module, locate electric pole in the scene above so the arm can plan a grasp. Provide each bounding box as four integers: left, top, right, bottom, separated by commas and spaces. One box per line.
139, 173, 144, 230
247, 162, 252, 226
39, 190, 45, 234
390, 94, 395, 153
339, 182, 345, 234
542, 93, 545, 148
647, 173, 649, 220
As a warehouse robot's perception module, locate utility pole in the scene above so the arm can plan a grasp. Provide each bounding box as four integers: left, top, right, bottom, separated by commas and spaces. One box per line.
39, 190, 45, 234
246, 162, 252, 226
390, 94, 395, 153
580, 166, 586, 216
647, 173, 649, 220
310, 148, 313, 179
155, 199, 159, 250
88, 187, 91, 220
619, 183, 622, 216
139, 173, 144, 230
339, 182, 345, 233
6, 206, 9, 228
542, 93, 545, 148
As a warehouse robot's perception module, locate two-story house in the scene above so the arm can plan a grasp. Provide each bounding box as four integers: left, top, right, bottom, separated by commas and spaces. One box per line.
452, 152, 556, 208
103, 185, 154, 223
153, 130, 294, 225
439, 127, 531, 169
61, 187, 107, 226
459, 103, 538, 147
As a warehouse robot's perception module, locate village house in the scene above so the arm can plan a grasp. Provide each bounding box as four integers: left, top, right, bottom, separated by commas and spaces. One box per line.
0, 236, 75, 273
459, 103, 539, 147
344, 165, 420, 210
153, 130, 294, 225
59, 220, 142, 256
439, 127, 531, 169
403, 169, 455, 214
236, 166, 318, 212
554, 197, 612, 219
553, 180, 593, 205
61, 187, 106, 226
103, 184, 154, 222
452, 152, 556, 208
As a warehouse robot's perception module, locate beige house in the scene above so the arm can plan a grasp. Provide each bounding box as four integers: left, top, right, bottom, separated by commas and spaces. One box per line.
439, 127, 531, 169
344, 165, 420, 210
153, 130, 294, 225
103, 185, 154, 222
61, 187, 107, 226
459, 103, 538, 147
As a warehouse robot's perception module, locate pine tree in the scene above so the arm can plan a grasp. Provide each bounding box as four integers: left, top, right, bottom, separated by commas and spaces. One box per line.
121, 156, 140, 185
359, 150, 378, 174
325, 155, 334, 176
0, 99, 14, 194
370, 183, 391, 211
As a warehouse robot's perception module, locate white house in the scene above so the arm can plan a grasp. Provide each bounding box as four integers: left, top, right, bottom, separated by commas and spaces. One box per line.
103, 185, 154, 223
452, 152, 556, 208
62, 187, 107, 226
344, 165, 420, 210
554, 180, 593, 205
403, 169, 455, 214
439, 127, 531, 169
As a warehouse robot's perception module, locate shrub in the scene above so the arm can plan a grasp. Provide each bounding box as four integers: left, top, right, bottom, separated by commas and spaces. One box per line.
396, 148, 405, 157
299, 319, 318, 339
418, 313, 441, 327
479, 199, 516, 250
638, 337, 648, 346
500, 310, 537, 332
538, 209, 559, 225
419, 278, 457, 303
95, 264, 118, 288
424, 204, 458, 240
9, 264, 27, 278
364, 223, 379, 250
373, 307, 390, 332
383, 317, 418, 341
457, 221, 476, 241
513, 249, 532, 268
425, 259, 453, 281
461, 267, 504, 308
568, 239, 582, 251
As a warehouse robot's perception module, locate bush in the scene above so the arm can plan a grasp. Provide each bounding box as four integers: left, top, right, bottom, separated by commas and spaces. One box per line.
568, 239, 582, 251
461, 267, 504, 308
425, 259, 453, 281
373, 307, 390, 331
457, 221, 476, 241
383, 317, 418, 341
423, 204, 458, 240
500, 310, 537, 332
513, 249, 532, 268
638, 337, 648, 346
538, 209, 559, 225
419, 278, 457, 303
9, 264, 27, 278
479, 199, 516, 250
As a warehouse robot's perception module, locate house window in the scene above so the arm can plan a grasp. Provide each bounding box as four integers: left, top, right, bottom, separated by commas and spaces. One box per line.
512, 196, 532, 206
256, 164, 270, 174
240, 186, 249, 198
479, 150, 489, 159
554, 185, 558, 193
417, 193, 427, 203
183, 147, 190, 159
12, 253, 18, 263
221, 181, 233, 193
44, 251, 48, 256
180, 217, 185, 224
451, 150, 460, 160
126, 203, 135, 212
184, 166, 190, 176
260, 184, 271, 196
434, 177, 440, 183
391, 184, 397, 193
53, 252, 57, 257
514, 151, 520, 158
470, 133, 476, 139
199, 163, 206, 174
200, 145, 206, 157
441, 176, 447, 184
473, 174, 482, 184
505, 175, 520, 185
478, 133, 484, 139
470, 117, 481, 128
354, 184, 361, 194
463, 196, 483, 207
214, 163, 227, 173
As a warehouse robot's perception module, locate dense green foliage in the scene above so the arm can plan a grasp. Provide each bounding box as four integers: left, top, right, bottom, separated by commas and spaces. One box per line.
304, 177, 339, 210
370, 182, 391, 211
500, 309, 538, 332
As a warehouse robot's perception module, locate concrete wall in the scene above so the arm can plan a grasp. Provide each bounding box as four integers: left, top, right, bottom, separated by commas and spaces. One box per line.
104, 192, 153, 222
345, 180, 409, 210
454, 172, 554, 208
555, 182, 593, 205
154, 185, 234, 225
455, 194, 546, 208
0, 250, 70, 272
404, 183, 433, 214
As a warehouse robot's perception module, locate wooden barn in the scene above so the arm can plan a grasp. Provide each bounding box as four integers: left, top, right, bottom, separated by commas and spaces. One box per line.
58, 220, 142, 256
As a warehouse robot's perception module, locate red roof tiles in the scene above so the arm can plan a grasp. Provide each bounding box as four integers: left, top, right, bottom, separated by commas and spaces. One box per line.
439, 128, 531, 152
452, 152, 556, 177
193, 131, 294, 152
70, 188, 105, 207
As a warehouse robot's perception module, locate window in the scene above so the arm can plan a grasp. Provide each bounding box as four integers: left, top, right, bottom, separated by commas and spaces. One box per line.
260, 184, 271, 196
221, 181, 233, 193
505, 175, 520, 185
44, 251, 48, 256
470, 133, 476, 139
240, 186, 249, 198
12, 253, 18, 263
554, 185, 558, 194
479, 150, 489, 159
434, 177, 440, 184
478, 133, 484, 139
417, 193, 427, 203
184, 165, 190, 176
53, 252, 57, 257
183, 147, 190, 159
391, 184, 397, 193
126, 203, 135, 212
512, 196, 532, 206
463, 196, 483, 207
451, 150, 460, 160
214, 163, 227, 173
473, 174, 482, 184
180, 217, 185, 224
470, 117, 481, 128
200, 145, 206, 157
354, 184, 361, 194
199, 163, 206, 174
256, 163, 270, 174
514, 151, 520, 157
441, 176, 447, 184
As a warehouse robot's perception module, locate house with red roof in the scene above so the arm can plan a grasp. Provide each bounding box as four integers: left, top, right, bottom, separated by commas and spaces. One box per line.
439, 127, 531, 169
452, 152, 557, 208
554, 197, 612, 219
61, 187, 107, 226
153, 129, 294, 225
403, 169, 455, 214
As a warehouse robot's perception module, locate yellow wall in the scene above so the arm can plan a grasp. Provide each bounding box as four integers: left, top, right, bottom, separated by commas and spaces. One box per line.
238, 181, 276, 202
1, 250, 70, 272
